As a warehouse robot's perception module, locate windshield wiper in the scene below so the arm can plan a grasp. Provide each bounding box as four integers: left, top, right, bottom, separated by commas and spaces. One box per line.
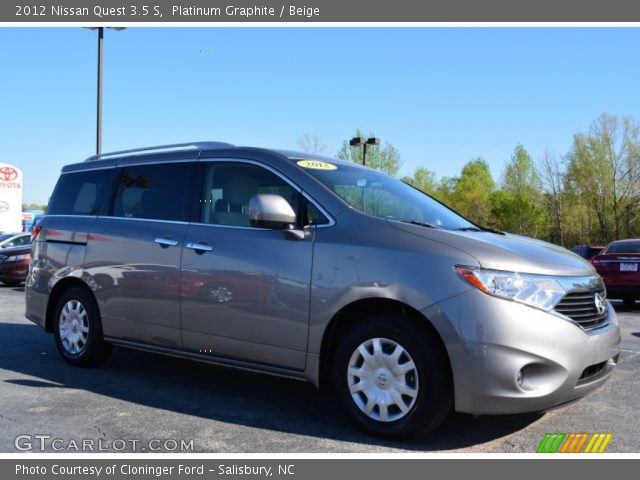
400, 220, 441, 229
456, 226, 504, 235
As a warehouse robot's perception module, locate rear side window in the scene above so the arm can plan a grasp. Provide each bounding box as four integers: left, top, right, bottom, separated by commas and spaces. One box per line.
47, 170, 112, 216
111, 163, 190, 222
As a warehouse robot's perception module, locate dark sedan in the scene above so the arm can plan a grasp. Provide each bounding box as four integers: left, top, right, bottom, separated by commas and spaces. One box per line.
592, 239, 640, 306
0, 245, 31, 287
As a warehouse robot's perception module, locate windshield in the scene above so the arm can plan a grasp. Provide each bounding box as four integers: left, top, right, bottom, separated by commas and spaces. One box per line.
300, 161, 475, 230
0, 234, 14, 242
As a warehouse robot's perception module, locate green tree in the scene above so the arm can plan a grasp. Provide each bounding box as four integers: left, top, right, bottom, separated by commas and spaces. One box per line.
336, 130, 402, 176
401, 167, 437, 196
565, 114, 640, 242
435, 176, 456, 205
450, 158, 495, 226
22, 203, 47, 211
540, 151, 566, 245
493, 144, 546, 237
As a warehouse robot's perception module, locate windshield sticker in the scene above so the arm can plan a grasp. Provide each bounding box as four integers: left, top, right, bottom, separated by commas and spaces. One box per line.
297, 160, 337, 170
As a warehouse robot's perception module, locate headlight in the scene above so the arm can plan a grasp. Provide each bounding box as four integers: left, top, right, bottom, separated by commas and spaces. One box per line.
7, 254, 29, 262
455, 266, 567, 311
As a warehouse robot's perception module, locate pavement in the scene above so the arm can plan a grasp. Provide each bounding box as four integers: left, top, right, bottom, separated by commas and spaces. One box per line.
0, 284, 638, 453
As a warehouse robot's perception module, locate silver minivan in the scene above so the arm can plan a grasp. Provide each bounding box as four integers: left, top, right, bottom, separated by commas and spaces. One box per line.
26, 142, 621, 439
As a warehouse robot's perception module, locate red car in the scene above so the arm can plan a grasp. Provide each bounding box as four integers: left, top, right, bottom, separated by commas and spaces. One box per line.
0, 244, 31, 287
591, 239, 640, 306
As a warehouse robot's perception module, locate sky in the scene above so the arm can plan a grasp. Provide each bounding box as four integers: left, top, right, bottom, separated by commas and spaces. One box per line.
1, 27, 639, 204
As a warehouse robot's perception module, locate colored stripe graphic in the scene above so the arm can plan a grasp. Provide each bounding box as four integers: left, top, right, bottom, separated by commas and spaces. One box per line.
584, 433, 613, 453
598, 434, 613, 453
536, 433, 566, 453
560, 433, 576, 453
572, 433, 589, 453
537, 433, 613, 453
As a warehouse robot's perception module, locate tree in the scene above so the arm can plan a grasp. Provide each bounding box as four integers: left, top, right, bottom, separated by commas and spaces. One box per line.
566, 114, 640, 242
493, 144, 546, 237
336, 130, 402, 176
435, 176, 456, 205
540, 151, 566, 245
401, 167, 437, 196
22, 203, 47, 211
450, 158, 495, 226
296, 133, 328, 155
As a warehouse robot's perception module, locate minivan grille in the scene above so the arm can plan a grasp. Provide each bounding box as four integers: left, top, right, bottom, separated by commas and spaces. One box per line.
554, 290, 608, 330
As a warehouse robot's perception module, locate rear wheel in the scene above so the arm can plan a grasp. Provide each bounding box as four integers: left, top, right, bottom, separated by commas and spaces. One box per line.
332, 314, 452, 440
623, 297, 636, 307
1, 280, 22, 287
53, 287, 111, 366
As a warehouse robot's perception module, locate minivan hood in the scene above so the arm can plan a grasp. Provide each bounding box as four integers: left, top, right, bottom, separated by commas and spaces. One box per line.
388, 221, 596, 277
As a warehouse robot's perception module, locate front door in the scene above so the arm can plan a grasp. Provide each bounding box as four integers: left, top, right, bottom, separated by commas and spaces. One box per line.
179, 160, 314, 370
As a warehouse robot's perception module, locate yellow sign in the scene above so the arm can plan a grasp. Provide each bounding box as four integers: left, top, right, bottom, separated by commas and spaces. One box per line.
296, 160, 337, 170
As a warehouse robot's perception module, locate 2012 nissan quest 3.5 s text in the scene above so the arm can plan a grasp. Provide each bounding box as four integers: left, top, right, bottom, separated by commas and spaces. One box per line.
25, 142, 621, 439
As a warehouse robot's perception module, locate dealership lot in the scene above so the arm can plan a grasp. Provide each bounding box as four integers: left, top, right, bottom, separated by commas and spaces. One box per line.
0, 285, 638, 453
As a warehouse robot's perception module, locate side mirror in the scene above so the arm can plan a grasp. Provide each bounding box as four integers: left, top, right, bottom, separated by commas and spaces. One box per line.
248, 194, 296, 229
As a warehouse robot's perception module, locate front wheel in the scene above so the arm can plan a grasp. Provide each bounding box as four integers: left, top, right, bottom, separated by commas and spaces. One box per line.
53, 287, 111, 366
332, 314, 452, 440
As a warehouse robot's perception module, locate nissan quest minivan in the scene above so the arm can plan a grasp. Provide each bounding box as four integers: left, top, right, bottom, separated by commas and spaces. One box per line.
25, 142, 621, 439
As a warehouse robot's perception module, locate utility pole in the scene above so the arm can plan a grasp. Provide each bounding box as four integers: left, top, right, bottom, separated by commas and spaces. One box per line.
349, 136, 380, 166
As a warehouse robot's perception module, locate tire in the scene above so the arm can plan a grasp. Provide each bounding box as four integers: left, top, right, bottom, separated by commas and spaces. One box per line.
53, 286, 112, 367
1, 280, 22, 287
623, 297, 636, 307
332, 314, 452, 440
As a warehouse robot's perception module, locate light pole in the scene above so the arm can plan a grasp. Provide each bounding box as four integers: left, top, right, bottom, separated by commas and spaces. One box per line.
85, 27, 126, 156
349, 136, 380, 166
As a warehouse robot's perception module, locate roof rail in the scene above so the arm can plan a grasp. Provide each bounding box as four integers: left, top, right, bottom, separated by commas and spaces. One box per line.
83, 141, 235, 162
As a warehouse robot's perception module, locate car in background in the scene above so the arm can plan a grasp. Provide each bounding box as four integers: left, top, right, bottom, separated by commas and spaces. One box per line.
570, 244, 605, 260
0, 232, 30, 249
591, 239, 640, 306
0, 244, 31, 286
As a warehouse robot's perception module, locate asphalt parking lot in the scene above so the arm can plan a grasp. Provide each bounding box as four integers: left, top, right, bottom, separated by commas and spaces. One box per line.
0, 284, 638, 453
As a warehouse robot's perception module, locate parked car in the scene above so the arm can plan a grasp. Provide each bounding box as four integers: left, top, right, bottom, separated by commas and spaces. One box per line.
591, 239, 640, 306
0, 232, 30, 249
0, 244, 31, 286
25, 142, 620, 439
570, 244, 605, 260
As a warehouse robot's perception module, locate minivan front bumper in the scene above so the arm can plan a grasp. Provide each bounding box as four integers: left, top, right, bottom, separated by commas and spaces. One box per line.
423, 289, 621, 415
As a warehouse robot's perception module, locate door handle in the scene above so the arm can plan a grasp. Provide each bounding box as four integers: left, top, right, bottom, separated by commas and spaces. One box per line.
186, 241, 213, 252
154, 237, 179, 247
